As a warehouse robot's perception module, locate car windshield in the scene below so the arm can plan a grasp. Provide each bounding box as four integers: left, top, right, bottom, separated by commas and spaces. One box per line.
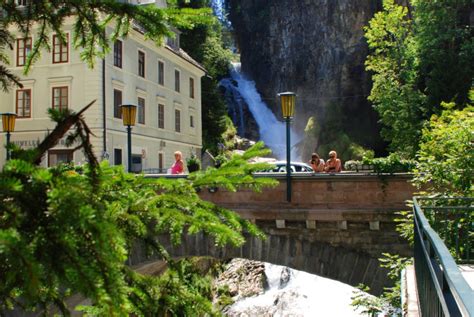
270, 162, 314, 173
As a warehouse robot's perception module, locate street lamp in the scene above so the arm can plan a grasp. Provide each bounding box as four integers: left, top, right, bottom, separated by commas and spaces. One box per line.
2, 113, 17, 161
278, 92, 296, 202
120, 104, 137, 173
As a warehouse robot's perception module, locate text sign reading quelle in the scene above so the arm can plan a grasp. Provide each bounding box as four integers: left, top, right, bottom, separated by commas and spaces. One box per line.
12, 138, 77, 148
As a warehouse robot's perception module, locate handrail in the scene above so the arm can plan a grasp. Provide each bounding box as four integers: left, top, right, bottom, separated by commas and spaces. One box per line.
413, 196, 474, 316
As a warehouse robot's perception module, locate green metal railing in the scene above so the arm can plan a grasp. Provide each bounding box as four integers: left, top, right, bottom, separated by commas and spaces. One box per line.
413, 197, 474, 317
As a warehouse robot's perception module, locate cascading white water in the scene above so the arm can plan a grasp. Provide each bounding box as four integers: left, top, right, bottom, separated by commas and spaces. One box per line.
211, 0, 227, 24
219, 76, 246, 136
220, 63, 302, 160
226, 262, 373, 316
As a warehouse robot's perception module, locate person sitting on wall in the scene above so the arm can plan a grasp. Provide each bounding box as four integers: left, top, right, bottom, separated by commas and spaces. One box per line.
309, 153, 325, 172
170, 151, 184, 174
324, 150, 342, 173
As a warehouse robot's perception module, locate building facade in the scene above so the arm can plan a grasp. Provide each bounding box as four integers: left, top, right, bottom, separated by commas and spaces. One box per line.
0, 13, 205, 172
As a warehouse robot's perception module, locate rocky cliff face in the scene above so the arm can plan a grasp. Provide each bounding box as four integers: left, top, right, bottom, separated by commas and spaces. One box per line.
227, 0, 386, 159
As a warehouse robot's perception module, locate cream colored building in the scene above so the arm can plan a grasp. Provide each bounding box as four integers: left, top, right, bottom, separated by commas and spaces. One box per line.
0, 9, 205, 172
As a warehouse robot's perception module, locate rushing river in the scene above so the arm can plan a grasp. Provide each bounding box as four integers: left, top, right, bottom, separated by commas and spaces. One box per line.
224, 262, 370, 317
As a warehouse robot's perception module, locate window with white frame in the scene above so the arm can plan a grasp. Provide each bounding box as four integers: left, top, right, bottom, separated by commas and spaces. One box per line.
114, 148, 122, 165
16, 38, 31, 66
158, 60, 164, 85
138, 97, 145, 124
174, 69, 180, 92
189, 77, 195, 99
52, 33, 69, 63
52, 86, 68, 111
158, 103, 165, 129
48, 150, 73, 167
113, 89, 122, 119
175, 109, 181, 132
16, 89, 31, 118
138, 50, 145, 77
114, 40, 122, 68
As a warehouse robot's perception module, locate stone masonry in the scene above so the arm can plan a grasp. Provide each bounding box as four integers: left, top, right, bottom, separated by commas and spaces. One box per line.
131, 173, 415, 295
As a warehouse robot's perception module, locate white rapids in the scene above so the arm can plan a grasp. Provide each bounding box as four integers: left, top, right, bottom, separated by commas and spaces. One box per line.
225, 262, 372, 317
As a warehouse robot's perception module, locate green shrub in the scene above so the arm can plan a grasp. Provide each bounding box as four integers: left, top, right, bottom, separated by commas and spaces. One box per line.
344, 154, 416, 173
365, 154, 416, 174
413, 105, 473, 196
186, 154, 201, 172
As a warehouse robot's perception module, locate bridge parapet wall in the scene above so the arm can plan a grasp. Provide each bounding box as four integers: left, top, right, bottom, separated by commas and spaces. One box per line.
199, 173, 415, 258
136, 173, 416, 294
199, 173, 414, 211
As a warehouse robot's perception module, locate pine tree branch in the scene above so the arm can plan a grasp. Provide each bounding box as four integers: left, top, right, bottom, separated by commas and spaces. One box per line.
33, 100, 96, 165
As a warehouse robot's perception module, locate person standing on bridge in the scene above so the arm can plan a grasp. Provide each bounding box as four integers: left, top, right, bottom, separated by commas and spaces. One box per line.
325, 150, 342, 173
170, 151, 184, 174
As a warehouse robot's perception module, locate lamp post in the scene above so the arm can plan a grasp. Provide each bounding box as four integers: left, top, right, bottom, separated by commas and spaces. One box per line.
2, 113, 17, 161
278, 92, 296, 202
120, 104, 137, 173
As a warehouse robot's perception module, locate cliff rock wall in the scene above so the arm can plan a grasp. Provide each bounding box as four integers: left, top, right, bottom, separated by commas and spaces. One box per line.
227, 0, 386, 159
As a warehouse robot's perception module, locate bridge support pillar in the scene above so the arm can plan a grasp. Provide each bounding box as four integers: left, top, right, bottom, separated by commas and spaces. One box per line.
306, 220, 316, 229
369, 221, 380, 230
276, 219, 286, 228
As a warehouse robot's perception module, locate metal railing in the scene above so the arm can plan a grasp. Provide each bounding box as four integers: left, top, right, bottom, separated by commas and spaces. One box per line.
413, 197, 474, 317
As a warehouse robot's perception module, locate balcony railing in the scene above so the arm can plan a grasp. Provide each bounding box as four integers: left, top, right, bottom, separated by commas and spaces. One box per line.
413, 197, 473, 316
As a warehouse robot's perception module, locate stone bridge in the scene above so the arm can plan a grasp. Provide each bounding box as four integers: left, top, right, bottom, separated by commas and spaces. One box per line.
132, 173, 415, 295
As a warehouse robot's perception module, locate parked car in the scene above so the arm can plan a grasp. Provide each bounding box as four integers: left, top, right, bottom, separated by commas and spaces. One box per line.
257, 161, 314, 173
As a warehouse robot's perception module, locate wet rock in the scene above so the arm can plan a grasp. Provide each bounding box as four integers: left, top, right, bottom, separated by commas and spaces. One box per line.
227, 0, 387, 157
279, 267, 291, 289
213, 258, 267, 306
220, 77, 260, 140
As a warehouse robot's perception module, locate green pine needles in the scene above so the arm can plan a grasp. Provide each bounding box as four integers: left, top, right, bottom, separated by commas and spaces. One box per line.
0, 106, 277, 316
0, 0, 213, 92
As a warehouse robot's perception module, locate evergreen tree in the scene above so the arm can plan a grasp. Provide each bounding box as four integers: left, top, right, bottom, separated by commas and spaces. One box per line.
0, 0, 212, 91
0, 2, 276, 314
0, 105, 276, 315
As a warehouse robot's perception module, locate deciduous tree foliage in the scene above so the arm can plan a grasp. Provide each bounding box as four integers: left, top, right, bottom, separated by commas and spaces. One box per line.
0, 105, 277, 315
413, 0, 473, 110
365, 0, 426, 156
355, 1, 473, 313
413, 103, 474, 196
351, 97, 473, 316
177, 0, 235, 153
365, 0, 473, 157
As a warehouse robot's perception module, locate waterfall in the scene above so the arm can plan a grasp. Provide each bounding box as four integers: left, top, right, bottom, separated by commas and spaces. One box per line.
219, 63, 302, 160
219, 76, 246, 136
211, 0, 229, 26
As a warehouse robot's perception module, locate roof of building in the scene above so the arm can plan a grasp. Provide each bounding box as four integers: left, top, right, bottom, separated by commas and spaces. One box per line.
164, 45, 206, 73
